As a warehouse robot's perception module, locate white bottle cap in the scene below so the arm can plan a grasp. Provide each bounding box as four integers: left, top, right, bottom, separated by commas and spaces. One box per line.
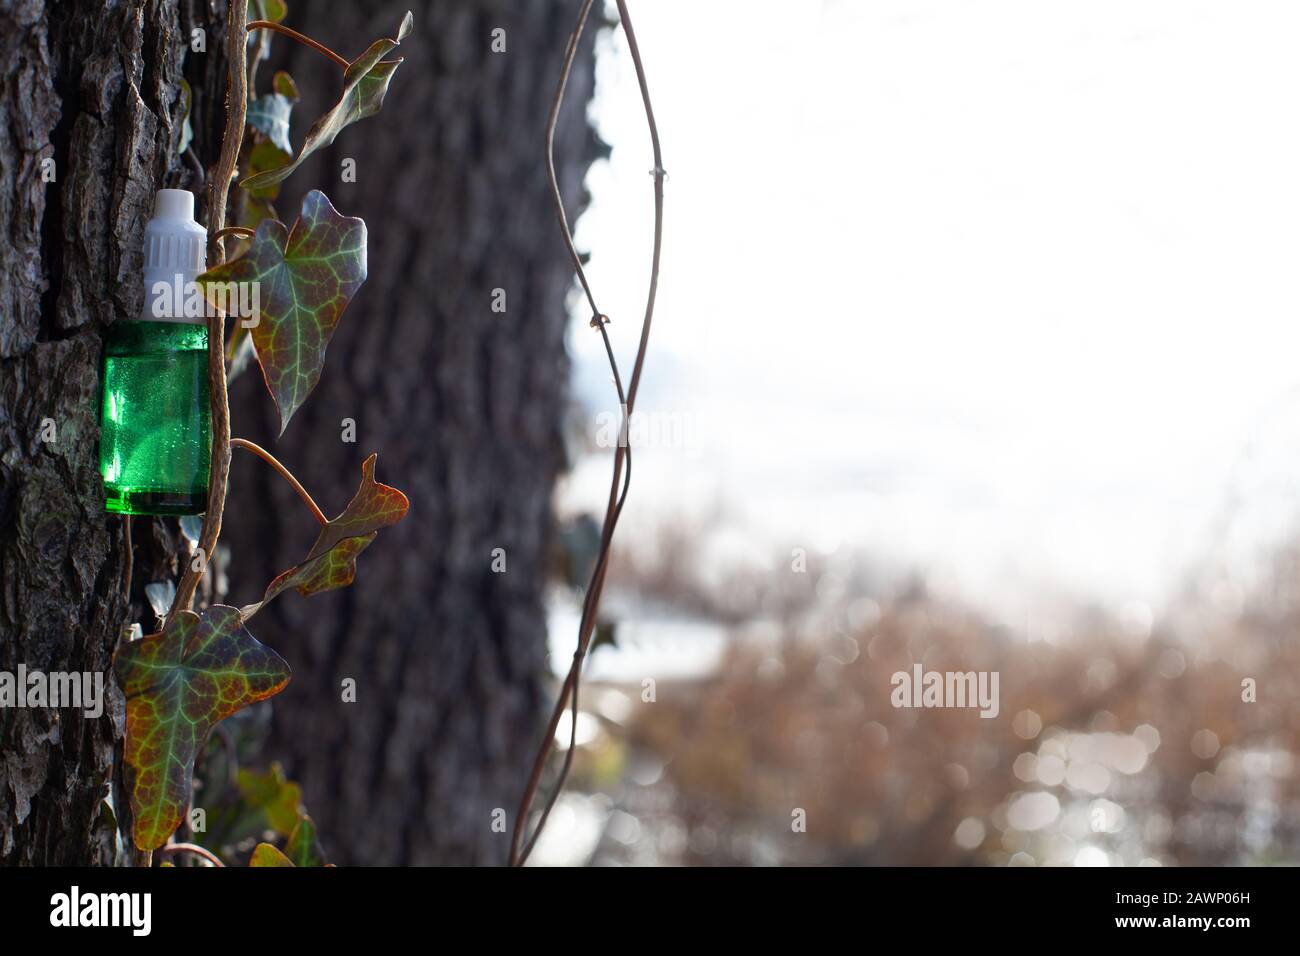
140, 188, 207, 322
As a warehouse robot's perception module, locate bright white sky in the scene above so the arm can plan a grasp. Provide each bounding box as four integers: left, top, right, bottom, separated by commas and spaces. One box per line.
563, 0, 1300, 620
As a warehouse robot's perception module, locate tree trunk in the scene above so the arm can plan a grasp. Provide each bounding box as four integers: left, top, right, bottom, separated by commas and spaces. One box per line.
220, 1, 599, 865
0, 0, 228, 864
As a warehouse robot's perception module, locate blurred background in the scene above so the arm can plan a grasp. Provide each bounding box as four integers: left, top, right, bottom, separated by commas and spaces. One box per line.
530, 0, 1300, 865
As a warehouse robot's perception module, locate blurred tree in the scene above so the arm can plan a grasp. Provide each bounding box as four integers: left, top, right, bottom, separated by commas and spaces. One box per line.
221, 0, 600, 864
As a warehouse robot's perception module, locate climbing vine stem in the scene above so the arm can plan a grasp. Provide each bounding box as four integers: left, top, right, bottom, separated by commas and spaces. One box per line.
164, 0, 246, 629
231, 438, 328, 526
247, 19, 349, 69
510, 0, 664, 867
212, 225, 255, 245
157, 841, 226, 867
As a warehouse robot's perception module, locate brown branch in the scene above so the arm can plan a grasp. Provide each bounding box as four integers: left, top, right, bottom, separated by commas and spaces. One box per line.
510, 0, 663, 867
247, 20, 349, 69
231, 438, 328, 526
158, 842, 225, 867
166, 0, 247, 629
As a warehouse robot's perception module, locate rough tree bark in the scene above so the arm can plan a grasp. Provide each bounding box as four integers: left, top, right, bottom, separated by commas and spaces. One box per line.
0, 0, 230, 864
220, 1, 599, 865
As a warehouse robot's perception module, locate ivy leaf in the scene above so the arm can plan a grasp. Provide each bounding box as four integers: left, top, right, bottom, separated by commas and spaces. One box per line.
273, 70, 299, 100
198, 189, 367, 435
235, 139, 290, 240
236, 763, 303, 835
247, 91, 295, 155
252, 534, 377, 611
249, 0, 287, 23
249, 843, 294, 867
247, 71, 299, 157
240, 12, 413, 192
114, 606, 291, 851
242, 454, 409, 620
285, 815, 327, 866
247, 816, 329, 867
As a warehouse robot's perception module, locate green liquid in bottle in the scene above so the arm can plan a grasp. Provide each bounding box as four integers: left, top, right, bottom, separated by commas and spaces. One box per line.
100, 321, 210, 516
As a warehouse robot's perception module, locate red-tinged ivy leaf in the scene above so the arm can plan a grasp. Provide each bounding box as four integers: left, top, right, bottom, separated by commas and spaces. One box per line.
114, 606, 291, 851
242, 455, 408, 620
305, 454, 410, 550
198, 189, 367, 435
249, 843, 294, 867
256, 533, 377, 610
285, 815, 327, 867
240, 12, 413, 192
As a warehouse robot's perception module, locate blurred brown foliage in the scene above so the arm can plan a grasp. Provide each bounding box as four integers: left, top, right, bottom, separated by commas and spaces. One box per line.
560, 524, 1300, 866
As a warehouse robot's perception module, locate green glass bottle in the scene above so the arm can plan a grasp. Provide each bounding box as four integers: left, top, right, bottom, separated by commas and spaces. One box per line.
100, 189, 211, 516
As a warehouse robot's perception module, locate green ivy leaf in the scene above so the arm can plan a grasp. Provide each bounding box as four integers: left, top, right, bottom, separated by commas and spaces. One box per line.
242, 454, 409, 620
273, 70, 299, 101
285, 814, 327, 866
236, 763, 303, 835
249, 843, 294, 867
247, 815, 329, 867
198, 189, 367, 434
114, 606, 291, 851
236, 140, 290, 239
249, 0, 287, 23
240, 12, 413, 192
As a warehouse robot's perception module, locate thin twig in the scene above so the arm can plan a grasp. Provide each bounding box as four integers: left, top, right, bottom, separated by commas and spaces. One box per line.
508, 0, 601, 867
247, 20, 349, 69
166, 0, 247, 629
183, 146, 205, 188
246, 3, 271, 93
158, 842, 225, 867
516, 323, 631, 866
510, 0, 663, 867
231, 438, 328, 526
213, 225, 255, 244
